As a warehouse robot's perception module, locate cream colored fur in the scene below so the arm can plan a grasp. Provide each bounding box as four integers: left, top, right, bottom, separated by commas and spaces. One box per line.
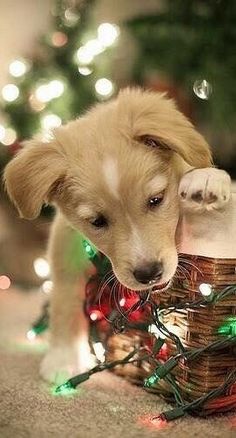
4, 88, 233, 383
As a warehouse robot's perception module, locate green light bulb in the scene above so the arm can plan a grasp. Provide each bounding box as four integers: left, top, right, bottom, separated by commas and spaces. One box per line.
82, 239, 97, 259
218, 317, 236, 337
55, 381, 75, 395
144, 373, 159, 388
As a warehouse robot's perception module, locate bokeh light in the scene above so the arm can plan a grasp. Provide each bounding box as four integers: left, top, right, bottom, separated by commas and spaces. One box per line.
41, 114, 62, 131
97, 23, 120, 47
78, 67, 93, 76
9, 59, 27, 77
33, 258, 50, 278
0, 127, 17, 145
95, 78, 114, 97
0, 275, 11, 290
2, 84, 19, 102
199, 283, 212, 296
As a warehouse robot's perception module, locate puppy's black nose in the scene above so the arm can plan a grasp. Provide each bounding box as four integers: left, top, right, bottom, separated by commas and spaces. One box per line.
133, 261, 163, 284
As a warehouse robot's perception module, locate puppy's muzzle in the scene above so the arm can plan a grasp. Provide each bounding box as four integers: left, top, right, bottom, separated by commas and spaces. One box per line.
133, 261, 163, 285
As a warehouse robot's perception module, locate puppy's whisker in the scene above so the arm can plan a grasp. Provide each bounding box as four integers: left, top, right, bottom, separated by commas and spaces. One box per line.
175, 266, 188, 281
176, 263, 191, 280
97, 271, 114, 300
109, 278, 117, 309
178, 256, 203, 276
98, 271, 115, 307
113, 280, 120, 309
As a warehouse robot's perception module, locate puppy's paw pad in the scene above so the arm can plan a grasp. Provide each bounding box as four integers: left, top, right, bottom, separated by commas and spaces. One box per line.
179, 168, 231, 212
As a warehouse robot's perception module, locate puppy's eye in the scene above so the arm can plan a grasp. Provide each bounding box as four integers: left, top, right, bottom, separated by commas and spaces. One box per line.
148, 192, 165, 209
143, 136, 160, 148
139, 135, 169, 149
90, 215, 108, 229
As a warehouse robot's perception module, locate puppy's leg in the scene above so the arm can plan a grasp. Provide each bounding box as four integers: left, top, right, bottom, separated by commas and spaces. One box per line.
177, 168, 236, 258
40, 213, 93, 384
178, 168, 231, 213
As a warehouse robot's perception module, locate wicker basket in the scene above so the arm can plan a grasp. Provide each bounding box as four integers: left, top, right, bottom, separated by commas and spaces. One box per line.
89, 254, 236, 415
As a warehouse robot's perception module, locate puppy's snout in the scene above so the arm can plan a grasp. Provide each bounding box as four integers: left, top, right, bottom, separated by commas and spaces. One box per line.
133, 261, 163, 285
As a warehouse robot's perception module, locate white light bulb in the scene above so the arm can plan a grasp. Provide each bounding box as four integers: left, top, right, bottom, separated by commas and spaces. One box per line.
2, 84, 19, 102
36, 84, 51, 103
1, 128, 17, 145
148, 324, 166, 339
199, 283, 212, 296
33, 258, 50, 278
97, 23, 120, 47
90, 312, 98, 321
36, 80, 64, 103
9, 60, 27, 77
0, 125, 6, 142
41, 114, 62, 131
78, 67, 93, 76
48, 80, 64, 98
76, 46, 94, 65
27, 330, 36, 341
41, 280, 53, 294
29, 94, 46, 112
84, 39, 104, 56
93, 342, 105, 363
95, 78, 114, 97
119, 298, 126, 307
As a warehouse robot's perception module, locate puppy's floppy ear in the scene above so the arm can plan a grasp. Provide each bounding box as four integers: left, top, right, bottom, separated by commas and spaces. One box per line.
158, 124, 213, 168
118, 88, 213, 168
137, 129, 212, 168
4, 139, 67, 219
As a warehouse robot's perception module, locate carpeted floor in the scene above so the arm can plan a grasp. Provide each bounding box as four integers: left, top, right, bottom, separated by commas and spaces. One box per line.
0, 288, 235, 438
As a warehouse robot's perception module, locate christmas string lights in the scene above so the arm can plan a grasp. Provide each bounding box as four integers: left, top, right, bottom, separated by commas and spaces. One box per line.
55, 348, 139, 394
56, 289, 236, 419
28, 237, 236, 421
27, 301, 50, 341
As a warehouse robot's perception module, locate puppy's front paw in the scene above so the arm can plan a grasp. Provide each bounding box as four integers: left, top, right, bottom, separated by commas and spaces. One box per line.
40, 345, 79, 384
40, 340, 95, 384
178, 168, 231, 213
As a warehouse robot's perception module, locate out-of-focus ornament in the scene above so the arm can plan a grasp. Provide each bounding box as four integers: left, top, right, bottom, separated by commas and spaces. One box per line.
193, 79, 212, 100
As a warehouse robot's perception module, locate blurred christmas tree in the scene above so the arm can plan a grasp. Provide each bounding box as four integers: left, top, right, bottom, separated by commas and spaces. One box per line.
0, 0, 235, 175
0, 0, 120, 164
127, 0, 236, 132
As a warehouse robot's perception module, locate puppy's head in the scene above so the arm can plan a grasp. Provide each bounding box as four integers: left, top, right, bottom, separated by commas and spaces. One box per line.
4, 88, 212, 291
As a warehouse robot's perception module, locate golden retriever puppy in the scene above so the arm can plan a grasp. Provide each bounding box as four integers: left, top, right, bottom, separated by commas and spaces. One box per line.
4, 88, 231, 382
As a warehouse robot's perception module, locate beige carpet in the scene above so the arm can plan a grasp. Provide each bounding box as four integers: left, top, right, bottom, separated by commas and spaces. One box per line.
0, 288, 235, 438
